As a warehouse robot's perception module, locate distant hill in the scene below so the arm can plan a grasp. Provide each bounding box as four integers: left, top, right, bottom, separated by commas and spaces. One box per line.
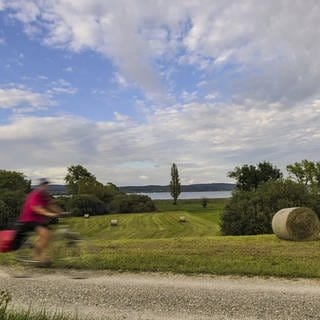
47, 183, 235, 195
119, 183, 235, 193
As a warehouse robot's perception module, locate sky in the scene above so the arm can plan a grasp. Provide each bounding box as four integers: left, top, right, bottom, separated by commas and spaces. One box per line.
0, 0, 320, 186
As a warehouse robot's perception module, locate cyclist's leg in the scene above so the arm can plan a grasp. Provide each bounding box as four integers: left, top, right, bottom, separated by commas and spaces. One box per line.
12, 222, 33, 251
34, 225, 52, 262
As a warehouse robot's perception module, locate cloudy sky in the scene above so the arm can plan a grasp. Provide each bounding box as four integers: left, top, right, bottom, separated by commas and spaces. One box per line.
0, 0, 319, 186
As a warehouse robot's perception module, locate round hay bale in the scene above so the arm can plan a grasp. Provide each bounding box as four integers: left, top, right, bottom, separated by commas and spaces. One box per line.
272, 207, 320, 241
179, 216, 186, 223
110, 219, 118, 226
83, 214, 90, 219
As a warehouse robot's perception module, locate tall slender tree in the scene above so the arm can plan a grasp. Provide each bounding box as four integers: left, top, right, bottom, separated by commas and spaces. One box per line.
170, 163, 181, 205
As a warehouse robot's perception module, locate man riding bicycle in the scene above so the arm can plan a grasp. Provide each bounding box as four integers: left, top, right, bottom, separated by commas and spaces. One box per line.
13, 178, 61, 265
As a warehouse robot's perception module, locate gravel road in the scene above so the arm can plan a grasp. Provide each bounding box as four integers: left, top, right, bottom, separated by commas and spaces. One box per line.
1, 267, 320, 319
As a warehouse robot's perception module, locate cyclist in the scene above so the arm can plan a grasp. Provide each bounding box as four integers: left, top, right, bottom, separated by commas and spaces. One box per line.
13, 178, 61, 265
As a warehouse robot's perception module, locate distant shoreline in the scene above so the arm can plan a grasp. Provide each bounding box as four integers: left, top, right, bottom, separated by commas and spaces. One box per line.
130, 190, 232, 200
48, 183, 235, 195
119, 183, 235, 194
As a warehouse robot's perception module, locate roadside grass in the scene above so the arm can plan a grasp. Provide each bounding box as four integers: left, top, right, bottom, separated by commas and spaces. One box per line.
51, 234, 320, 278
2, 198, 320, 278
1, 310, 74, 320
0, 289, 75, 320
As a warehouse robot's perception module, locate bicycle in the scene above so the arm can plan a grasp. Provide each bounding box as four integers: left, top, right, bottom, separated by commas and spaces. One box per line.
15, 214, 88, 269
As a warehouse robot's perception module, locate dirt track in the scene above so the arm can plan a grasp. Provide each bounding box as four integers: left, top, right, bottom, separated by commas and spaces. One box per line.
1, 267, 320, 319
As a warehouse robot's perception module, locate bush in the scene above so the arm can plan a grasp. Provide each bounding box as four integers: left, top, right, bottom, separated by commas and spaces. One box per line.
0, 200, 11, 230
54, 196, 69, 211
201, 197, 208, 208
0, 190, 25, 217
66, 194, 107, 216
220, 180, 318, 235
109, 194, 156, 213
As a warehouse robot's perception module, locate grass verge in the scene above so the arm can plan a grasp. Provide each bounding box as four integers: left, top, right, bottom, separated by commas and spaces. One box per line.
2, 199, 320, 278
1, 234, 316, 278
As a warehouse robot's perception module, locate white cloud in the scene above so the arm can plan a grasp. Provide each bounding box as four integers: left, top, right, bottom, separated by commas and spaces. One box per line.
1, 1, 320, 185
113, 72, 129, 88
64, 66, 73, 72
114, 112, 130, 122
2, 0, 320, 103
181, 90, 198, 102
1, 100, 320, 185
205, 94, 216, 101
47, 79, 77, 95
0, 80, 77, 113
0, 88, 53, 110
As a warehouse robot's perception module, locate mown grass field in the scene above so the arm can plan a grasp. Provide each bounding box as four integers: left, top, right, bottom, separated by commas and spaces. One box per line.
2, 198, 320, 278
65, 199, 226, 240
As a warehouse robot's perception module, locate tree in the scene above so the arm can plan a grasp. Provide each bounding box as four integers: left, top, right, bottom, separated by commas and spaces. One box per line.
109, 194, 155, 213
0, 170, 31, 193
287, 160, 320, 192
220, 179, 318, 235
0, 170, 31, 227
228, 161, 282, 191
66, 194, 107, 216
170, 163, 181, 205
65, 165, 96, 194
201, 197, 208, 208
78, 177, 120, 204
0, 200, 11, 230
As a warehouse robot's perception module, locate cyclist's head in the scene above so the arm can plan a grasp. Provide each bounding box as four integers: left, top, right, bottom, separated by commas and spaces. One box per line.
39, 178, 50, 185
38, 178, 50, 191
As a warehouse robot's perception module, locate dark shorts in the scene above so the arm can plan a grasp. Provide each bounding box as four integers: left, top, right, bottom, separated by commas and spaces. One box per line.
12, 221, 50, 251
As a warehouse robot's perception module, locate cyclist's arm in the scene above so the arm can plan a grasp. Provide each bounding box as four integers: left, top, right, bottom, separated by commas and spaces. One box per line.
47, 203, 62, 214
32, 205, 58, 218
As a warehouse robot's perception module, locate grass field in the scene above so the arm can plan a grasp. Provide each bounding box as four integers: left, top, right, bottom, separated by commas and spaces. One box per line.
2, 198, 320, 278
65, 198, 226, 240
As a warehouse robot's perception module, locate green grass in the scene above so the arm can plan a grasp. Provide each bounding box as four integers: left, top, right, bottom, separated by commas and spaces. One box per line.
65, 211, 221, 240
0, 309, 74, 320
3, 198, 320, 278
1, 289, 75, 320
50, 235, 320, 278
63, 198, 228, 240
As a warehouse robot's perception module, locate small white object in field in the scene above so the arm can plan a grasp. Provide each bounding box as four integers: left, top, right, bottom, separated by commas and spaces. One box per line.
84, 214, 90, 219
179, 216, 186, 223
110, 219, 118, 226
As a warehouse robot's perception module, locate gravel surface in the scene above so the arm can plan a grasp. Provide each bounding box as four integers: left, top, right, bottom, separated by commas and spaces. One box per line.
1, 267, 320, 319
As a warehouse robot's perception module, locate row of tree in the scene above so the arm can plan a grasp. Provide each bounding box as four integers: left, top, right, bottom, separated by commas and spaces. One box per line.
0, 165, 157, 229
221, 160, 320, 235
59, 165, 156, 216
228, 159, 320, 193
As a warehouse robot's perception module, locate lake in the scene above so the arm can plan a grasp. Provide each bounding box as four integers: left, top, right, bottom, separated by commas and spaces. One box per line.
131, 190, 232, 200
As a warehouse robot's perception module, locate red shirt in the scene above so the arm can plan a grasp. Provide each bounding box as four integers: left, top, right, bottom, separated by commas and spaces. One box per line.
19, 189, 50, 224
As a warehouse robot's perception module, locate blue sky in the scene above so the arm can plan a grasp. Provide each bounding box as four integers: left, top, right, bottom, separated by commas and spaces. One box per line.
0, 0, 320, 185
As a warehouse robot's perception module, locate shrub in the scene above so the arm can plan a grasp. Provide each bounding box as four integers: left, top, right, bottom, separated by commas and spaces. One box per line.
128, 194, 156, 212
220, 180, 318, 235
109, 194, 156, 213
0, 289, 11, 314
66, 194, 107, 216
0, 190, 25, 217
0, 200, 11, 230
201, 197, 208, 208
109, 194, 130, 213
54, 196, 69, 211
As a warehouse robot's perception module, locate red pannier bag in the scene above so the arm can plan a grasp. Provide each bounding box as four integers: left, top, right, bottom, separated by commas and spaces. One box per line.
0, 230, 16, 253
